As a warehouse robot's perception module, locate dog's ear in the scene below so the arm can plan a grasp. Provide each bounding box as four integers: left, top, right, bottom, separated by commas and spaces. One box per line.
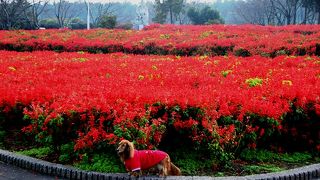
118, 140, 135, 159
127, 141, 134, 158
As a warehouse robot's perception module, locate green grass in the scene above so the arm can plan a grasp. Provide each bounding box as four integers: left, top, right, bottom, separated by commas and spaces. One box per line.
73, 153, 126, 173
169, 147, 213, 176
0, 130, 5, 148
279, 152, 313, 163
243, 164, 284, 174
11, 145, 320, 177
16, 147, 53, 159
239, 149, 314, 164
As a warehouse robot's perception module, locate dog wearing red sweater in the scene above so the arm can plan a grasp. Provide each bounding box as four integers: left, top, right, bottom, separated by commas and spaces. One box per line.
117, 140, 181, 177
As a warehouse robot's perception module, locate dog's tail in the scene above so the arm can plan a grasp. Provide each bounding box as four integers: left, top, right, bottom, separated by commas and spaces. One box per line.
169, 162, 181, 176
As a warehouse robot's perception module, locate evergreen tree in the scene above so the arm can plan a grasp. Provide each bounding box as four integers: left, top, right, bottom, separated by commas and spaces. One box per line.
153, 0, 185, 24
98, 15, 117, 29
187, 6, 224, 25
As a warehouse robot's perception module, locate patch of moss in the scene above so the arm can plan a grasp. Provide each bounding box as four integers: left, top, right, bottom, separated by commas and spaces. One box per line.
243, 164, 284, 174
74, 153, 125, 173
17, 147, 53, 159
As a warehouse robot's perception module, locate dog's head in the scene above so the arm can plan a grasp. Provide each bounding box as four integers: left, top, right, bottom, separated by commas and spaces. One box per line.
117, 140, 135, 162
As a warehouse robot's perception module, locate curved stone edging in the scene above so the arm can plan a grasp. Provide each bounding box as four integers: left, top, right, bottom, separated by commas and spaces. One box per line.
0, 149, 319, 180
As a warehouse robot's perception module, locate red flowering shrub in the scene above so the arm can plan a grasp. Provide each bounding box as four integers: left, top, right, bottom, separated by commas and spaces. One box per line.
0, 50, 319, 158
0, 24, 320, 57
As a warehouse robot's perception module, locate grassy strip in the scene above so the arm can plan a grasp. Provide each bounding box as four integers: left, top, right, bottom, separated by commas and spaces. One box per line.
12, 146, 320, 176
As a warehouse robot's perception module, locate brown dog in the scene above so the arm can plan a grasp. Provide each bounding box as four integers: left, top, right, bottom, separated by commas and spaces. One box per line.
117, 140, 181, 177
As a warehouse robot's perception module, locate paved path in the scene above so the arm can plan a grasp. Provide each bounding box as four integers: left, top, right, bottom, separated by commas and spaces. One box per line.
0, 161, 62, 180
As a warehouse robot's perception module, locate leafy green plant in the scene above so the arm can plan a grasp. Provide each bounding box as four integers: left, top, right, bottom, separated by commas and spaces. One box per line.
278, 152, 312, 163
208, 141, 234, 167
243, 164, 284, 174
240, 149, 278, 162
234, 48, 251, 57
74, 153, 125, 173
17, 147, 53, 159
240, 149, 314, 164
221, 70, 232, 77
59, 142, 75, 163
245, 78, 263, 87
169, 147, 212, 175
0, 130, 6, 148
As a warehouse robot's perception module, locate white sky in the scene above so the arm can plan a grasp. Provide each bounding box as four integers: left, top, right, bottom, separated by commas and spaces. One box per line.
66, 0, 217, 4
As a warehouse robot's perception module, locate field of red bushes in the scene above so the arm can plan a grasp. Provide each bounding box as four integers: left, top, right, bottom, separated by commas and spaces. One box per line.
0, 24, 320, 57
0, 25, 319, 159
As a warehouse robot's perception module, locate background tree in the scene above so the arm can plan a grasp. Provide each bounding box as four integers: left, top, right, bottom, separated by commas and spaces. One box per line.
69, 17, 86, 29
301, 0, 315, 24
153, 0, 185, 24
152, 0, 166, 24
87, 2, 116, 28
187, 6, 224, 25
314, 0, 320, 24
0, 0, 32, 29
53, 0, 76, 28
39, 18, 60, 29
234, 0, 320, 25
235, 0, 273, 25
97, 15, 116, 29
28, 0, 49, 29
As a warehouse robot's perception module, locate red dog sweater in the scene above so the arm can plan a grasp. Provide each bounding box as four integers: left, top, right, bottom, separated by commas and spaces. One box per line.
124, 150, 167, 171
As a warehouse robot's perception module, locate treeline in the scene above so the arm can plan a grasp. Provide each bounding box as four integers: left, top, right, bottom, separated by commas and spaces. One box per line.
0, 0, 227, 30
0, 0, 135, 30
1, 0, 320, 30
235, 0, 320, 25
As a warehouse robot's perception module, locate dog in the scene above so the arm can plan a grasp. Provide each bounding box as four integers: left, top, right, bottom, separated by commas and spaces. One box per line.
117, 139, 181, 177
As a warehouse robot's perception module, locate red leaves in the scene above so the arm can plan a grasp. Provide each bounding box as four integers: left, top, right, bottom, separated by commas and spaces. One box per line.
0, 25, 319, 152
0, 25, 320, 56
0, 50, 319, 150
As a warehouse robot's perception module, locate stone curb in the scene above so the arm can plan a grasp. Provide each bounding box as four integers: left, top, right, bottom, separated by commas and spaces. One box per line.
0, 149, 319, 180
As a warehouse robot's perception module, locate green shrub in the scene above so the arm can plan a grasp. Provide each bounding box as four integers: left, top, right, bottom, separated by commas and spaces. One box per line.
74, 153, 125, 173
243, 164, 284, 174
0, 130, 6, 148
234, 48, 251, 57
240, 149, 314, 164
240, 149, 278, 162
17, 147, 53, 159
169, 147, 212, 175
245, 78, 263, 87
59, 142, 76, 163
279, 152, 312, 163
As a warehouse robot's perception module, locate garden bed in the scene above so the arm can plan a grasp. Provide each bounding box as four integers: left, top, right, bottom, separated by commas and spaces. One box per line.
0, 24, 319, 57
0, 50, 319, 176
0, 25, 319, 177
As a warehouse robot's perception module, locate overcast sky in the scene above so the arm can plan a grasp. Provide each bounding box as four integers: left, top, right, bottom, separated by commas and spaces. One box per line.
64, 0, 216, 4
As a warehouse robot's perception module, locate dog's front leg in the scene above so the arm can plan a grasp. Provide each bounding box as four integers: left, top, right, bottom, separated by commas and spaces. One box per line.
130, 170, 142, 177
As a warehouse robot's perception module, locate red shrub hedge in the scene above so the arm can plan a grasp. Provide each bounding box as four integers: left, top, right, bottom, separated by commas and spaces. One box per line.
0, 51, 319, 153
0, 24, 319, 57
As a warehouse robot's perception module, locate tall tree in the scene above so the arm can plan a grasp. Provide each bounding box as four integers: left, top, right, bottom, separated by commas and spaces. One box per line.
53, 0, 75, 28
87, 2, 116, 28
152, 0, 166, 24
235, 0, 273, 25
271, 0, 301, 25
233, 0, 320, 25
314, 0, 320, 24
0, 0, 32, 29
97, 15, 116, 28
187, 6, 224, 25
153, 0, 185, 24
28, 0, 49, 29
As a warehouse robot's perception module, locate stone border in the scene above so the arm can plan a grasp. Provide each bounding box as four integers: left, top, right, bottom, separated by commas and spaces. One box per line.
0, 149, 319, 180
